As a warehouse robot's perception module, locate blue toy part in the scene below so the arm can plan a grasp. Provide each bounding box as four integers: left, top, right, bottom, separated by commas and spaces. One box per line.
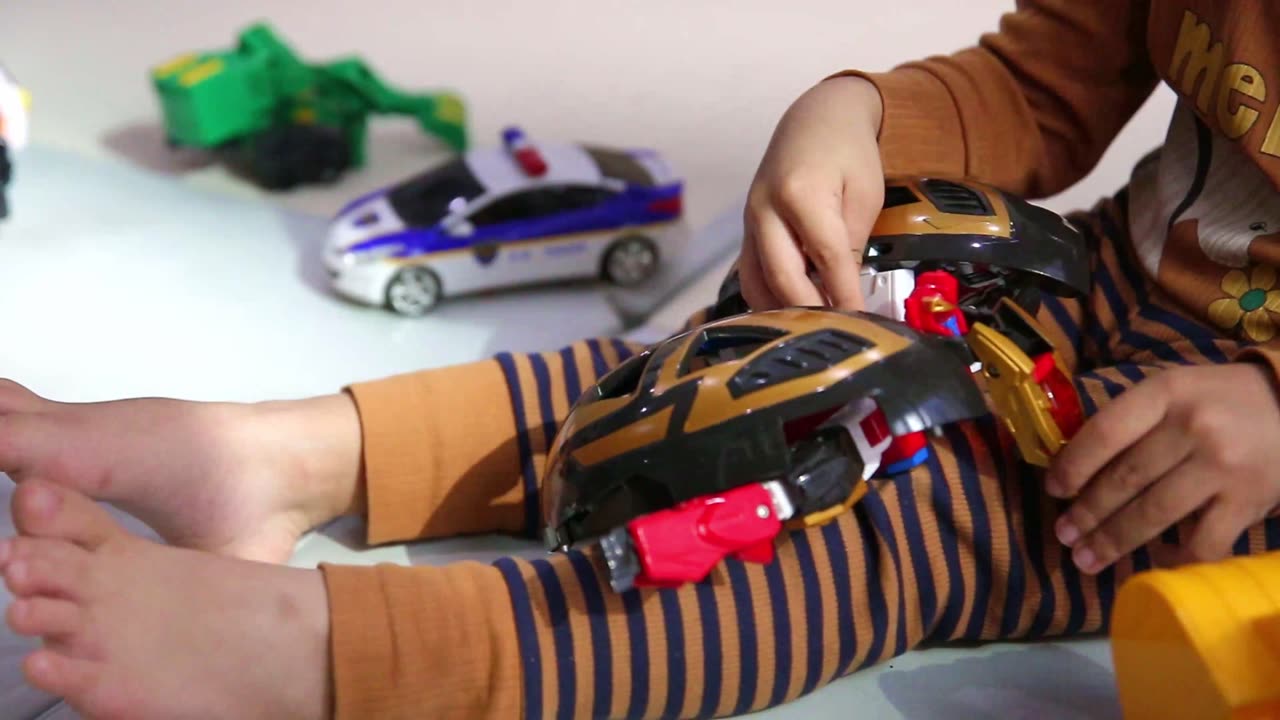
877, 446, 931, 477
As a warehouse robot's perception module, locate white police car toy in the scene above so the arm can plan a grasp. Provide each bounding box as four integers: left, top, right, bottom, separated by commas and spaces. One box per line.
325, 126, 685, 315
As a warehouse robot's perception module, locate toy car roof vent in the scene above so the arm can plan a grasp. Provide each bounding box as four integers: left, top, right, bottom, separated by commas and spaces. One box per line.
728, 330, 872, 398
501, 125, 548, 177
679, 326, 787, 377
920, 179, 994, 216
592, 351, 650, 401
882, 185, 920, 209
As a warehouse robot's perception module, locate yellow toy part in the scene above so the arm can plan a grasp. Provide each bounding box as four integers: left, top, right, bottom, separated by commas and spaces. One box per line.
966, 298, 1081, 467
1111, 551, 1280, 720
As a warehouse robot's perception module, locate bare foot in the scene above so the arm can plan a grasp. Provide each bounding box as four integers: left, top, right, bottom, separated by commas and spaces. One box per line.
2, 481, 332, 720
0, 379, 363, 563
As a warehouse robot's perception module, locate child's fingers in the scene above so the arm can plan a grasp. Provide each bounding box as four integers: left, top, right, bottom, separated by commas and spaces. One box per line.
776, 198, 862, 311
752, 209, 824, 307
1055, 421, 1191, 547
1180, 496, 1258, 565
736, 237, 781, 311
1071, 460, 1216, 574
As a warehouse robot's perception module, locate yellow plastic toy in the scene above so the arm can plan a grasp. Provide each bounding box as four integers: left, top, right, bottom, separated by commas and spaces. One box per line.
966, 297, 1084, 467
1111, 550, 1280, 719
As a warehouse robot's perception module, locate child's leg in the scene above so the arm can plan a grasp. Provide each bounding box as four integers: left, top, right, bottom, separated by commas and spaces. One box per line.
314, 362, 1280, 719
0, 382, 363, 562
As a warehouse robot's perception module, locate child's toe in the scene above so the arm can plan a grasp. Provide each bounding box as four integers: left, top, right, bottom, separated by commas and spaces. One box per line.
13, 480, 125, 549
6, 597, 82, 638
1, 538, 89, 598
22, 649, 112, 714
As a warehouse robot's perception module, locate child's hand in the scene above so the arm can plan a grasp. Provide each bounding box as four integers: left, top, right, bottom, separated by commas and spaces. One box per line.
1045, 363, 1280, 573
738, 76, 885, 311
0, 379, 362, 562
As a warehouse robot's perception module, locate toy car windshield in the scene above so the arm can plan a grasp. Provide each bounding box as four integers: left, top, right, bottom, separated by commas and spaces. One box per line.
387, 159, 484, 227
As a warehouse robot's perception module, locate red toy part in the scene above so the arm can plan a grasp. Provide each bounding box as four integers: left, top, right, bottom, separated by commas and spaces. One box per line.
904, 270, 969, 338
628, 482, 784, 588
1031, 351, 1084, 440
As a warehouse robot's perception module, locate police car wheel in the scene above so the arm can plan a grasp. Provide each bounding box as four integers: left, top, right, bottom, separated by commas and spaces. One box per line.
386, 267, 442, 316
603, 236, 659, 286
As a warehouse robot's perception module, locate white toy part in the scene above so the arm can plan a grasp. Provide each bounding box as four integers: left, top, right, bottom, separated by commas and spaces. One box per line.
0, 64, 29, 150
824, 396, 892, 480
859, 267, 916, 322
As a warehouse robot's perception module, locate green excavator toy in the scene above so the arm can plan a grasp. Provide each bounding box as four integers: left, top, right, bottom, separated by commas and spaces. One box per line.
151, 22, 468, 190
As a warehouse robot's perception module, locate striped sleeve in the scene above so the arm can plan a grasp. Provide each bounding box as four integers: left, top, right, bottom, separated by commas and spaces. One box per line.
323, 357, 1280, 719
833, 0, 1157, 198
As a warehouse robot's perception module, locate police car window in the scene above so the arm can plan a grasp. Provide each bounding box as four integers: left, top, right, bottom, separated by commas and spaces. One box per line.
555, 186, 614, 212
387, 160, 485, 227
679, 326, 786, 377
470, 189, 564, 227
584, 147, 654, 187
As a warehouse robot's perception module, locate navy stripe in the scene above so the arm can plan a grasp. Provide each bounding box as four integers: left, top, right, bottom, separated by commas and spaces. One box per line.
853, 502, 889, 669
1040, 294, 1084, 361
791, 532, 826, 697
972, 419, 1028, 639
727, 560, 759, 716
1233, 531, 1251, 556
567, 552, 613, 718
586, 338, 610, 378
1095, 566, 1118, 633
1131, 546, 1153, 572
1095, 205, 1229, 363
494, 558, 543, 720
560, 346, 583, 402
610, 338, 637, 363
764, 547, 793, 708
923, 446, 966, 642
1023, 475, 1057, 638
1059, 540, 1088, 636
1092, 264, 1187, 365
892, 459, 937, 638
822, 521, 858, 679
862, 491, 909, 658
621, 589, 650, 720
528, 354, 557, 534
531, 560, 576, 720
1267, 517, 1280, 551
659, 589, 687, 718
496, 353, 540, 538
950, 426, 996, 641
694, 580, 723, 718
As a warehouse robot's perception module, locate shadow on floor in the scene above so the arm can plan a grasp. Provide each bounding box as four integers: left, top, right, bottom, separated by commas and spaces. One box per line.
879, 644, 1122, 720
101, 122, 216, 175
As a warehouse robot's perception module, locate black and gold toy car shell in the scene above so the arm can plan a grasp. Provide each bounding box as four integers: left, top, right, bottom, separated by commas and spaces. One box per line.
712, 176, 1089, 321
541, 307, 989, 549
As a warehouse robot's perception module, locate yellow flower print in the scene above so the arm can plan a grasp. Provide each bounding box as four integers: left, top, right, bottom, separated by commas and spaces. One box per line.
1208, 264, 1280, 342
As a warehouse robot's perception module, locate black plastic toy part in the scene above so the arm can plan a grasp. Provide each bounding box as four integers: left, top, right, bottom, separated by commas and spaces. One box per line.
542, 310, 989, 549
0, 138, 10, 220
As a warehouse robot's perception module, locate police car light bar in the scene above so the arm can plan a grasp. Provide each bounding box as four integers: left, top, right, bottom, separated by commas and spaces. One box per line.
501, 126, 547, 177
